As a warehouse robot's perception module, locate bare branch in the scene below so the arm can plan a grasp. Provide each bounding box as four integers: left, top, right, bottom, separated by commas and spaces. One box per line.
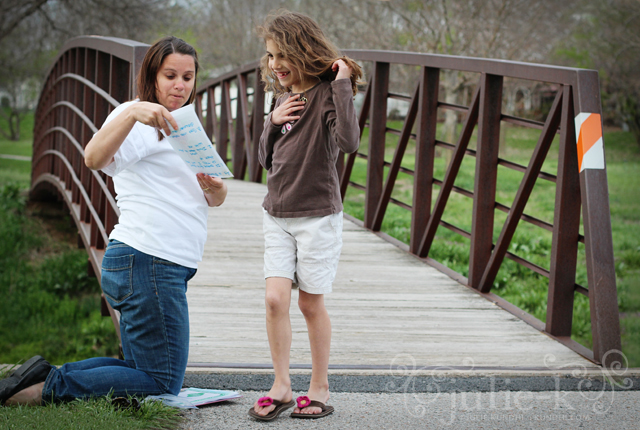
0, 0, 49, 42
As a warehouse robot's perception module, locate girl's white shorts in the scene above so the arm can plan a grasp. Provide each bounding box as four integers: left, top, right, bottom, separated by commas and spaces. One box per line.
263, 209, 343, 294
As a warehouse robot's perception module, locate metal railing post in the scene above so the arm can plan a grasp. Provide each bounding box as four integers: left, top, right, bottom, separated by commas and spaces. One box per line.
365, 61, 389, 229
469, 73, 502, 290
573, 71, 621, 367
410, 67, 439, 254
547, 85, 581, 337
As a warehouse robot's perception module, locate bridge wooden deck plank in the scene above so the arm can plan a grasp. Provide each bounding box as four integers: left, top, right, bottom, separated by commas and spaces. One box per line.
188, 180, 597, 370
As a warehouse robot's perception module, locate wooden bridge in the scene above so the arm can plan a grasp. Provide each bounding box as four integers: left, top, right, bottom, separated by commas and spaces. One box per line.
187, 179, 596, 371
30, 36, 621, 372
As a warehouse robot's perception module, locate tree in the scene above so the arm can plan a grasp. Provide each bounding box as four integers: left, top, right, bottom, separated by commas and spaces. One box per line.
0, 0, 48, 43
0, 7, 53, 140
0, 0, 182, 140
556, 0, 640, 145
360, 0, 579, 142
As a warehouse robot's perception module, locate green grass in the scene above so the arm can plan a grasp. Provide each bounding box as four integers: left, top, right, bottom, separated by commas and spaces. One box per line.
0, 139, 33, 157
0, 158, 31, 185
343, 120, 640, 366
0, 394, 183, 430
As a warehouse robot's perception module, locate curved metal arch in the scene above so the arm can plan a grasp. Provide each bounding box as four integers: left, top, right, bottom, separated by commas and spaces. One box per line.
31, 36, 147, 351
32, 150, 110, 247
52, 73, 120, 108
34, 127, 119, 215
36, 126, 85, 157
33, 100, 100, 160
33, 101, 98, 163
36, 36, 149, 113
47, 101, 100, 134
33, 73, 118, 148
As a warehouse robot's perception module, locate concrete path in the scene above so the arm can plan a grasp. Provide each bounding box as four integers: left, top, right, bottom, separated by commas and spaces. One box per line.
178, 389, 640, 430
0, 154, 30, 161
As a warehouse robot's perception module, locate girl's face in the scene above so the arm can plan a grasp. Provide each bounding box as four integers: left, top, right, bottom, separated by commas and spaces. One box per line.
266, 39, 308, 93
155, 53, 196, 112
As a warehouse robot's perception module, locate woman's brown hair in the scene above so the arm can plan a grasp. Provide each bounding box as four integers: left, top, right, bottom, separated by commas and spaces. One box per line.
137, 36, 200, 106
256, 10, 363, 97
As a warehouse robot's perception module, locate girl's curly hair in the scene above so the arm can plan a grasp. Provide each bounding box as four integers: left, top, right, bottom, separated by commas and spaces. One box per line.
256, 10, 363, 97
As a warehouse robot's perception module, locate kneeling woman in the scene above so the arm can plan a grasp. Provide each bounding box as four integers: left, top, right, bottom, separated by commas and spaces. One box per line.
0, 36, 227, 406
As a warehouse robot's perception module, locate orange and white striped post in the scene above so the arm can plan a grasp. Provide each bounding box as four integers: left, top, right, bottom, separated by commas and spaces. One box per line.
575, 112, 605, 172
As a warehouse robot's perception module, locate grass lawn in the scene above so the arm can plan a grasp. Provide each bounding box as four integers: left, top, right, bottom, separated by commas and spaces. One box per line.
0, 139, 32, 157
0, 391, 183, 430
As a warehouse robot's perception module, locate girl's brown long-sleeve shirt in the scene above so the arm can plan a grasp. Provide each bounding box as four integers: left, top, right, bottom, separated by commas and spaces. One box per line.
258, 78, 360, 218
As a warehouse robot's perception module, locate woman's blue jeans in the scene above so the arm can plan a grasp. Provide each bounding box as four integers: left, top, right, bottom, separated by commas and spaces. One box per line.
41, 240, 196, 402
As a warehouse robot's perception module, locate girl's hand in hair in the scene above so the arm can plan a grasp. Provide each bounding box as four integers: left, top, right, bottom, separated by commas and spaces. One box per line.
332, 59, 352, 81
271, 94, 305, 126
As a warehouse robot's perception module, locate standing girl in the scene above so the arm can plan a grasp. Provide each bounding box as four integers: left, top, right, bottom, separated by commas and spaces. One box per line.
248, 11, 362, 421
1, 36, 227, 406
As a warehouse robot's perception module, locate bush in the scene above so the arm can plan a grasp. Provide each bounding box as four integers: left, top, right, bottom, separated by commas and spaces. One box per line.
0, 183, 118, 364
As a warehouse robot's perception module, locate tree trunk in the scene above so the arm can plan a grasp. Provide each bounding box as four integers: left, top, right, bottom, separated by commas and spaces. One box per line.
10, 110, 21, 141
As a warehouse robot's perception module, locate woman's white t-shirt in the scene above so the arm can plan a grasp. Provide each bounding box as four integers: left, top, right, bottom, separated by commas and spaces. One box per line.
101, 100, 208, 269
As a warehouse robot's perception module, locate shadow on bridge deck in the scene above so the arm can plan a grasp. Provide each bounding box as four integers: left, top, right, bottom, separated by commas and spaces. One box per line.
186, 179, 597, 376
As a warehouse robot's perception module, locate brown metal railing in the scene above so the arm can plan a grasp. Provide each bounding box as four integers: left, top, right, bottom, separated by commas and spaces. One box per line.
195, 50, 620, 367
195, 61, 265, 182
31, 36, 149, 341
32, 36, 621, 367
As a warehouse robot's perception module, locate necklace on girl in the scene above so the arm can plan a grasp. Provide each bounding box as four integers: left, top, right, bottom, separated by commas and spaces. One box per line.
281, 94, 307, 134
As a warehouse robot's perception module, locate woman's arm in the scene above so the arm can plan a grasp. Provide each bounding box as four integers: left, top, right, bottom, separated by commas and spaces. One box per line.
84, 102, 178, 170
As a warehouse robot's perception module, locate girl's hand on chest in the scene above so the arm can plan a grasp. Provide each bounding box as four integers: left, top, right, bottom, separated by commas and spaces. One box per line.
271, 94, 306, 126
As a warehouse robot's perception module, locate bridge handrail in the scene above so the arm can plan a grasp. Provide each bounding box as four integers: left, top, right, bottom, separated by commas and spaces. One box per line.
31, 36, 150, 342
194, 49, 620, 367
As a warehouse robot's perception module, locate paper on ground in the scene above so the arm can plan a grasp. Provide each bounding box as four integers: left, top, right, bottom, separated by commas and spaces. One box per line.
146, 387, 242, 409
163, 104, 233, 178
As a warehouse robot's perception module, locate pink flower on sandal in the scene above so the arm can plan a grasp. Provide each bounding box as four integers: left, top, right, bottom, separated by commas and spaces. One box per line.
296, 395, 311, 409
257, 396, 273, 407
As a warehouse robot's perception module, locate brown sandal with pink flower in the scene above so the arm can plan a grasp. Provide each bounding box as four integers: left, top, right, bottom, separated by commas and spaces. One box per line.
248, 396, 295, 421
290, 395, 335, 419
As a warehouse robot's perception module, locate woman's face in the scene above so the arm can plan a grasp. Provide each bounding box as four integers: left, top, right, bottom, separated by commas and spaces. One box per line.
155, 53, 196, 112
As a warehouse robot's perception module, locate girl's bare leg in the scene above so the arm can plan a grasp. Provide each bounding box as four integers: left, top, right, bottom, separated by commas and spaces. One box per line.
252, 277, 293, 417
294, 290, 331, 414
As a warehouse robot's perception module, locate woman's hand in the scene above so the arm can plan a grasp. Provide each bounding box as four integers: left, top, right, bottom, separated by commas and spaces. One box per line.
270, 94, 305, 126
196, 173, 228, 207
130, 102, 178, 137
332, 59, 352, 81
85, 101, 179, 170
